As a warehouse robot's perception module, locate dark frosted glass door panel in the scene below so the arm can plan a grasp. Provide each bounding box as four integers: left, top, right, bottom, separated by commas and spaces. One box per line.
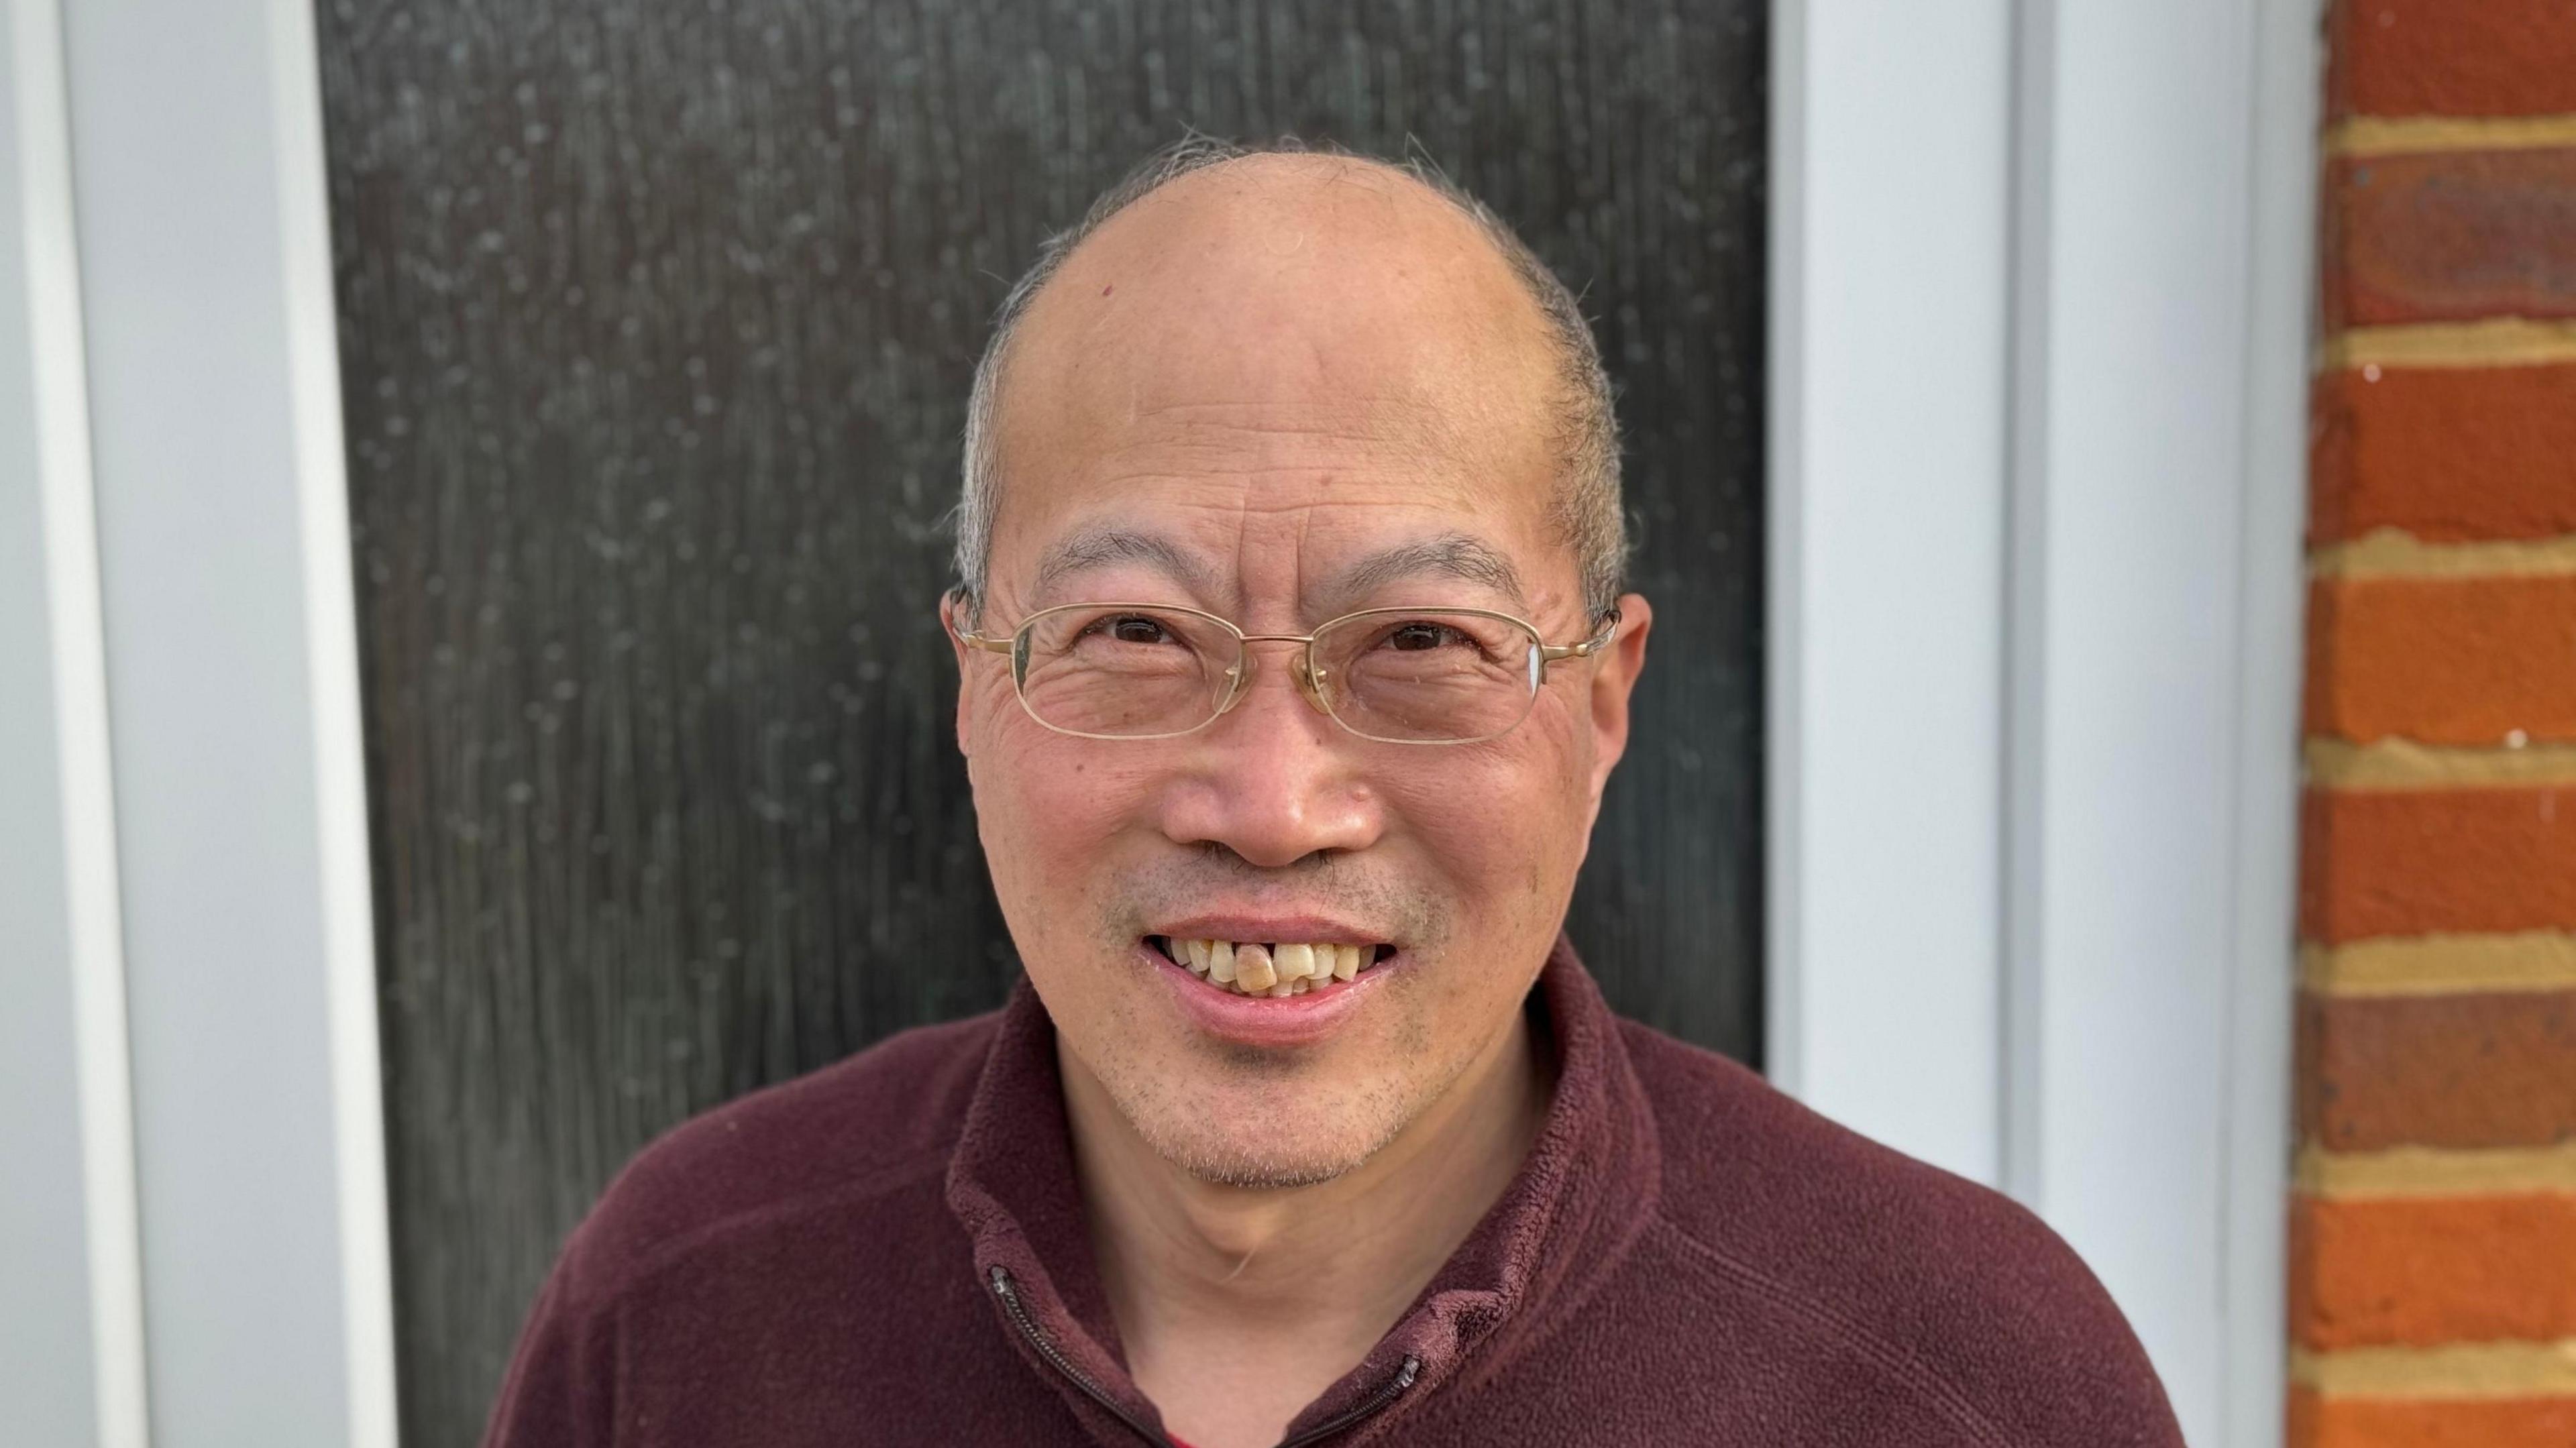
314, 2, 1762, 1440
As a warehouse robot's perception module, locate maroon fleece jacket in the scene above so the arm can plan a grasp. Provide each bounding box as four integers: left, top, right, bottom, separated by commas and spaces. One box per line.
484, 938, 2183, 1447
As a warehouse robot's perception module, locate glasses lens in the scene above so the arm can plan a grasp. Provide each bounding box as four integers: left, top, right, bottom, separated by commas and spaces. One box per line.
1018, 605, 1237, 737
1314, 611, 1542, 742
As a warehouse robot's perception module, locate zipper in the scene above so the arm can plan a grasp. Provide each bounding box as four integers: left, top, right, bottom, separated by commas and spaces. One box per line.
987, 1266, 1421, 1448
991, 1266, 1176, 1447
1273, 1353, 1419, 1448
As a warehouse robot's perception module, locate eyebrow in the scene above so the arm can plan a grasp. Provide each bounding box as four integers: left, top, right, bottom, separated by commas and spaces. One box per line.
1028, 524, 1529, 610
1331, 533, 1528, 609
1032, 525, 1218, 599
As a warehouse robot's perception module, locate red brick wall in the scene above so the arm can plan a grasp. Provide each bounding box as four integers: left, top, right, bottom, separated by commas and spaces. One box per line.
2293, 4, 2576, 1445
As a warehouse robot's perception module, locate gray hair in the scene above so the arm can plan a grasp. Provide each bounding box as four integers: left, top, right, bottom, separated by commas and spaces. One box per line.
952, 137, 1626, 622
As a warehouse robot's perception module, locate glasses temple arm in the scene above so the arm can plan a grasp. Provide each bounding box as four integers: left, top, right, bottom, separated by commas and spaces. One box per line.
1536, 608, 1621, 663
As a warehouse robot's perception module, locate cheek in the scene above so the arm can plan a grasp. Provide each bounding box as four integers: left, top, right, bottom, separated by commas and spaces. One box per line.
971, 713, 1159, 895
1379, 708, 1594, 911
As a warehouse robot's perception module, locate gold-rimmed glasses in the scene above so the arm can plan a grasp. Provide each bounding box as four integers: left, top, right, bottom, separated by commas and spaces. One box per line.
951, 599, 1621, 744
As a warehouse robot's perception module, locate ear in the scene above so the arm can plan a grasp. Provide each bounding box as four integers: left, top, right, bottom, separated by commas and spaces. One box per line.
1582, 592, 1653, 806
938, 591, 976, 757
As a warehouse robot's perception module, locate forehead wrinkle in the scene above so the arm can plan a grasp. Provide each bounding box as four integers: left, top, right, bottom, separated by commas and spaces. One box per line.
1119, 394, 1478, 472
1128, 398, 1430, 441
1076, 404, 1485, 509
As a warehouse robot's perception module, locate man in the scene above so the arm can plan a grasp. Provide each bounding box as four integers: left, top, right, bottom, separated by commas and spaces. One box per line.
486, 141, 2181, 1448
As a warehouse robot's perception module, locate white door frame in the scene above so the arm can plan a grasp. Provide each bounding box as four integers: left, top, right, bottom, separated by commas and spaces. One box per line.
1, 1, 146, 1442
1770, 2, 2319, 1445
1, 0, 398, 1443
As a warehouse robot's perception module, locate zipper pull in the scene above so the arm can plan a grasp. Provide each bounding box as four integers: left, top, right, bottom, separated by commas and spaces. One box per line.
1271, 1353, 1421, 1448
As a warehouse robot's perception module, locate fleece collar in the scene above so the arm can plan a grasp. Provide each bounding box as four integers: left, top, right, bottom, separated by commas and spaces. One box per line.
943, 935, 1663, 1445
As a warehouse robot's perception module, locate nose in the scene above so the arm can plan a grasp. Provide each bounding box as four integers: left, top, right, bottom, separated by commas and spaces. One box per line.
1157, 650, 1382, 869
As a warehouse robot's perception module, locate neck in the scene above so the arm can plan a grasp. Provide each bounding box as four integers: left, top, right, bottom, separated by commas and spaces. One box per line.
1059, 1007, 1552, 1447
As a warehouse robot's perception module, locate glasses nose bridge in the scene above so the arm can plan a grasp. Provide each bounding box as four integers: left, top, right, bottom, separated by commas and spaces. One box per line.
1222, 630, 1332, 716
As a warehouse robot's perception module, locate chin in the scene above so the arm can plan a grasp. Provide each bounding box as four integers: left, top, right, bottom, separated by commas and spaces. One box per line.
1152, 1135, 1368, 1191
1117, 1079, 1402, 1191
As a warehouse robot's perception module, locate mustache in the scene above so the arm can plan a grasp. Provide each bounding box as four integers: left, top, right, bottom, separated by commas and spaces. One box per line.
1102, 850, 1448, 946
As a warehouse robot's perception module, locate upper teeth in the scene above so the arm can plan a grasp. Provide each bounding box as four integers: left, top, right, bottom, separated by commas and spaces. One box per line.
1171, 938, 1375, 997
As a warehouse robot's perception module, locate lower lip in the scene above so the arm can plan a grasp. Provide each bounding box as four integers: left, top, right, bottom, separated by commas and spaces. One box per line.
1146, 943, 1390, 1048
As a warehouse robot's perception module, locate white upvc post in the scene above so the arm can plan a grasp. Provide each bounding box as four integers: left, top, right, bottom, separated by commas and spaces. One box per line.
44, 0, 400, 1441
0, 1, 148, 1443
1770, 3, 2318, 1443
2218, 7, 2323, 1440
1768, 0, 2019, 1189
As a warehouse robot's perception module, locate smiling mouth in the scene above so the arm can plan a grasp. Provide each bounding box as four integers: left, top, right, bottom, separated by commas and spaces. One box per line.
1147, 936, 1394, 997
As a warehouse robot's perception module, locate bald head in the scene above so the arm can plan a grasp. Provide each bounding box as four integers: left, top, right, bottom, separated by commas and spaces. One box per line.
953, 142, 1623, 618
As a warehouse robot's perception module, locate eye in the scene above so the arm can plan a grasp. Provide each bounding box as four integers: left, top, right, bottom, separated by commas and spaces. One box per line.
1383, 620, 1473, 653
1085, 614, 1175, 646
